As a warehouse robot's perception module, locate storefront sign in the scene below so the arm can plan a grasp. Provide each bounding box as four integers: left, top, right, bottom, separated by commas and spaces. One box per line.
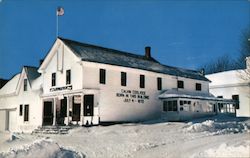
74, 95, 81, 104
50, 85, 72, 92
116, 89, 149, 103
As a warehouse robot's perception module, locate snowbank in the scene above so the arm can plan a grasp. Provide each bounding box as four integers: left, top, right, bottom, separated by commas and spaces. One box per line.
192, 141, 250, 158
184, 120, 250, 135
0, 138, 84, 158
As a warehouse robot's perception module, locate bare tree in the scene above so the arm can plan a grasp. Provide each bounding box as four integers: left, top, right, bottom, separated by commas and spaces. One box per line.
200, 54, 236, 74
236, 29, 250, 81
200, 29, 250, 76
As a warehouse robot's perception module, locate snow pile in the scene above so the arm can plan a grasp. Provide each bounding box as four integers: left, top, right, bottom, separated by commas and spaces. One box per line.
0, 138, 84, 158
192, 141, 250, 158
184, 120, 250, 135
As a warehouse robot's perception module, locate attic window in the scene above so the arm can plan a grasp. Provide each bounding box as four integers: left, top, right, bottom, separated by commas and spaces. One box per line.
177, 80, 184, 89
24, 79, 28, 91
66, 70, 71, 85
52, 73, 56, 86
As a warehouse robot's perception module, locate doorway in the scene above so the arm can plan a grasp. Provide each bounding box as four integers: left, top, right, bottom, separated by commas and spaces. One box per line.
72, 96, 81, 121
84, 95, 94, 116
57, 97, 67, 125
43, 101, 53, 125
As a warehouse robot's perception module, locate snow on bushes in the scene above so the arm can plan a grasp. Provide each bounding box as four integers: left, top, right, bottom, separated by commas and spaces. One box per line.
184, 120, 250, 135
0, 138, 85, 158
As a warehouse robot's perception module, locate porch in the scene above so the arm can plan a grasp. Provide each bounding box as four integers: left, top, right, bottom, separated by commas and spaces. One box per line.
41, 89, 100, 126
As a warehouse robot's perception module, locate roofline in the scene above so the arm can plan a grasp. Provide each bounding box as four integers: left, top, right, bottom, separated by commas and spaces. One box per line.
59, 37, 210, 82
58, 37, 160, 63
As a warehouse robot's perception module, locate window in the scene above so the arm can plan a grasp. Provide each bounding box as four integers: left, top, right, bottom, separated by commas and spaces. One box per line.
24, 79, 27, 91
24, 104, 29, 121
180, 100, 183, 105
52, 73, 56, 86
217, 96, 223, 98
140, 75, 145, 88
66, 70, 71, 85
232, 95, 239, 109
157, 77, 162, 90
99, 69, 106, 84
177, 80, 184, 89
19, 105, 23, 116
196, 83, 202, 91
163, 100, 178, 112
121, 72, 127, 86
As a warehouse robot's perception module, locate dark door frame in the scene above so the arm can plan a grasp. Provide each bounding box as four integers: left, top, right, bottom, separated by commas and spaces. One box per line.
43, 101, 53, 126
84, 94, 94, 116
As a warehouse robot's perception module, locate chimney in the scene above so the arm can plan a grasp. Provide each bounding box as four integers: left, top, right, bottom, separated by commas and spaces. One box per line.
145, 46, 151, 59
246, 56, 250, 69
39, 59, 44, 66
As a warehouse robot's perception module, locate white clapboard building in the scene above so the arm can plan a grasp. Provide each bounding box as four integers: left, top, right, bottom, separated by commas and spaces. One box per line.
206, 57, 250, 117
0, 37, 236, 132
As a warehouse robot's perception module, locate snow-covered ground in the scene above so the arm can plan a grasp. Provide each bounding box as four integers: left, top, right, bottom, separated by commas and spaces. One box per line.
0, 114, 249, 158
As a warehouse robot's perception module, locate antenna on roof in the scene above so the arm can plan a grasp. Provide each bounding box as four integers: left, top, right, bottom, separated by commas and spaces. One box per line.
56, 7, 64, 38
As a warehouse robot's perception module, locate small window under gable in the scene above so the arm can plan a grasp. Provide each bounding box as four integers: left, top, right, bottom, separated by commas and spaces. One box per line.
66, 69, 71, 85
52, 73, 56, 86
24, 79, 28, 91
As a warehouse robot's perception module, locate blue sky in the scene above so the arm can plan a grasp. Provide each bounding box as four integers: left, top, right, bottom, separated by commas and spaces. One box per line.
0, 0, 249, 79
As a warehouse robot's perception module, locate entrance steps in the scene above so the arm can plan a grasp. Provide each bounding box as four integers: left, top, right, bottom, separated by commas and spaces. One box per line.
32, 126, 73, 134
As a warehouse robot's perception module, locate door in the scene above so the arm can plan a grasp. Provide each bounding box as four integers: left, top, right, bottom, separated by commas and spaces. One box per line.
9, 110, 17, 131
72, 103, 81, 121
0, 110, 7, 131
43, 101, 53, 125
84, 95, 94, 116
57, 97, 67, 125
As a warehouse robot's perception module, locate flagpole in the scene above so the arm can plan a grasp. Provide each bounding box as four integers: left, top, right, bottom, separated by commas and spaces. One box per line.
56, 12, 58, 38
56, 7, 64, 38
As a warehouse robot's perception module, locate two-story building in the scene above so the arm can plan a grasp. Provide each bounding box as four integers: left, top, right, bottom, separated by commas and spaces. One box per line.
0, 37, 233, 132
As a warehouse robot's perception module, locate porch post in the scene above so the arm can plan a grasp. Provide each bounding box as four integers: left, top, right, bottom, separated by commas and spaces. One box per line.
66, 96, 70, 125
80, 94, 84, 125
53, 98, 56, 126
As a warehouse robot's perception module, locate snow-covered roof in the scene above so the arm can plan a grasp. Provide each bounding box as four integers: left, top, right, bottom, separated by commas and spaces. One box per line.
25, 66, 40, 83
0, 73, 20, 95
0, 66, 41, 96
60, 37, 210, 82
159, 89, 236, 103
206, 70, 249, 86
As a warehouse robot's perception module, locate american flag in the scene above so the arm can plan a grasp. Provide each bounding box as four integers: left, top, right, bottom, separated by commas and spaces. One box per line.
57, 7, 64, 16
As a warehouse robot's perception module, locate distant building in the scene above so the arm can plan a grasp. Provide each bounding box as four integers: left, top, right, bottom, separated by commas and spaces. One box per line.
206, 57, 250, 117
0, 37, 235, 132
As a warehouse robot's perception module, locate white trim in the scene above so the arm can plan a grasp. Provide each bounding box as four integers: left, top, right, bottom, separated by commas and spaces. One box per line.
41, 88, 100, 98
